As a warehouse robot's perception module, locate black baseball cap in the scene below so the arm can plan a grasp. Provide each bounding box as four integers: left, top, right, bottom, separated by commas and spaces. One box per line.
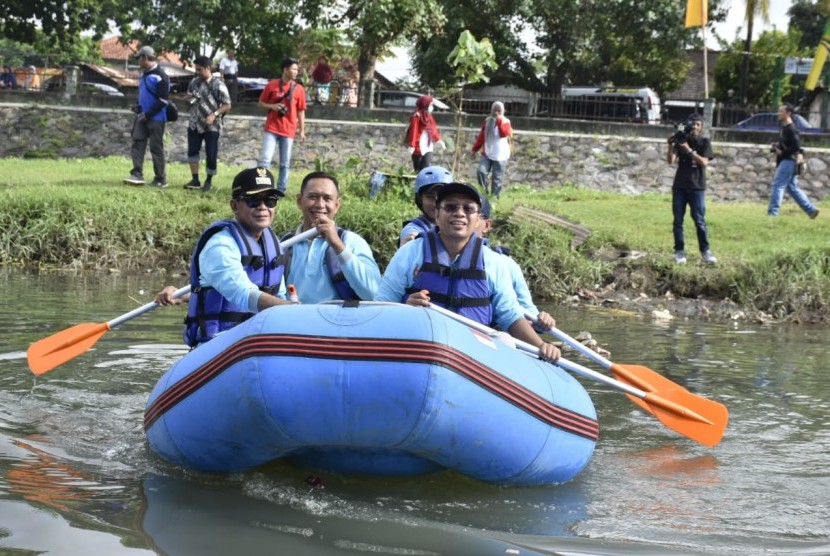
436, 182, 485, 209
232, 168, 280, 198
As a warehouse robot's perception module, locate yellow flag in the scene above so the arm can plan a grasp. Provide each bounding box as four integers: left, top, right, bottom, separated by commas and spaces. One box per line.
805, 20, 830, 90
685, 0, 708, 28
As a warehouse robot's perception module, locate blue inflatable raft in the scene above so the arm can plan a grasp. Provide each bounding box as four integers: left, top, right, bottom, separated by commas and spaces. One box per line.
144, 302, 598, 486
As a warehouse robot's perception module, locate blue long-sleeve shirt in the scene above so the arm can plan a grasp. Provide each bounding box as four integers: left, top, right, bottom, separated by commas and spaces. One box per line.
286, 226, 381, 303
375, 236, 524, 331
198, 227, 286, 313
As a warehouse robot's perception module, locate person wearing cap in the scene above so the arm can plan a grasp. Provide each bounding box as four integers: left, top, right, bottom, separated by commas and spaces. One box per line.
474, 196, 556, 331
124, 45, 171, 188
280, 171, 381, 304
256, 57, 307, 196
376, 182, 561, 362
405, 95, 445, 172
182, 55, 232, 192
155, 168, 291, 346
399, 165, 453, 246
471, 101, 512, 198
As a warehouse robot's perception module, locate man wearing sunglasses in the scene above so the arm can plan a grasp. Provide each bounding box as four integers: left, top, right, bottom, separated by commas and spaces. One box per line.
281, 171, 381, 303
375, 182, 560, 362
155, 167, 292, 346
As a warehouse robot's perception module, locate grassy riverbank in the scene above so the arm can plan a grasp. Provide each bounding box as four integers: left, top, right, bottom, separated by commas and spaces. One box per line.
1, 157, 828, 322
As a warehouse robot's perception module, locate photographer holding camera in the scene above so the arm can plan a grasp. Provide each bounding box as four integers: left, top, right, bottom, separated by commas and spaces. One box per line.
666, 114, 717, 265
766, 103, 820, 219
256, 57, 307, 196
182, 56, 231, 192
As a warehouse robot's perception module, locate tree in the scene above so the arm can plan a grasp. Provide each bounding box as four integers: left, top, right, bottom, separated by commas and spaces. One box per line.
304, 0, 446, 108
113, 0, 300, 75
788, 0, 830, 49
446, 30, 497, 172
412, 0, 728, 97
740, 0, 770, 103
715, 30, 809, 106
0, 0, 115, 48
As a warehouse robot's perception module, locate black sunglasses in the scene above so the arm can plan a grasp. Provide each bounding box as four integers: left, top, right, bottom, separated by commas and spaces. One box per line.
239, 194, 280, 209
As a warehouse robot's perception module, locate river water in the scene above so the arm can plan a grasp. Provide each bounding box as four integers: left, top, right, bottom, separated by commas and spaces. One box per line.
0, 270, 827, 556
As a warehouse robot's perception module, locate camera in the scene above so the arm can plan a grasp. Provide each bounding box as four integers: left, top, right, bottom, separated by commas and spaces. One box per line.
276, 104, 288, 116
673, 120, 694, 145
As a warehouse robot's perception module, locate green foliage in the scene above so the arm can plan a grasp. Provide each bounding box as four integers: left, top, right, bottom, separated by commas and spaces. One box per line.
0, 0, 115, 49
714, 30, 810, 105
788, 0, 830, 49
447, 31, 497, 86
1, 158, 828, 322
113, 0, 299, 71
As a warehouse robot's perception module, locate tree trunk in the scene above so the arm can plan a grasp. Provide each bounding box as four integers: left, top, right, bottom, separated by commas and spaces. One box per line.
357, 51, 377, 109
740, 18, 754, 104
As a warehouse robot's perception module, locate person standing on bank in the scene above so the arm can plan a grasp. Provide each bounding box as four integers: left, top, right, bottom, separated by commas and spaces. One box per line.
667, 114, 717, 265
471, 101, 512, 198
767, 103, 820, 219
218, 48, 239, 101
183, 55, 232, 192
257, 57, 307, 196
155, 167, 292, 347
406, 95, 444, 172
124, 45, 170, 188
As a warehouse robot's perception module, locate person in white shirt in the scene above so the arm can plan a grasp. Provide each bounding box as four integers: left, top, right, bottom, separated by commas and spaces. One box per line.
470, 101, 512, 198
218, 48, 239, 101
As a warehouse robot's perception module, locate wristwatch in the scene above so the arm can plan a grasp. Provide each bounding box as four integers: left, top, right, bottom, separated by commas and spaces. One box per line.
213, 110, 219, 117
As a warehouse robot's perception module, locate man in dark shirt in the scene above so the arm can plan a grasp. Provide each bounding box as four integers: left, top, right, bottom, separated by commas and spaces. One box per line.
767, 104, 820, 219
667, 114, 716, 265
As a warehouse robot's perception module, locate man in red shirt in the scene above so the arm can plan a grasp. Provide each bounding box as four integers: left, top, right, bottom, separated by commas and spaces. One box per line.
256, 57, 307, 195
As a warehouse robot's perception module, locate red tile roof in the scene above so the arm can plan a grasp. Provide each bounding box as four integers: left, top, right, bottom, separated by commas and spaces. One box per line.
99, 36, 186, 67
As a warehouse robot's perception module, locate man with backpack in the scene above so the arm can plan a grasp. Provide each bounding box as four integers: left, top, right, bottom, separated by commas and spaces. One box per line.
182, 56, 232, 192
256, 57, 307, 196
124, 45, 171, 188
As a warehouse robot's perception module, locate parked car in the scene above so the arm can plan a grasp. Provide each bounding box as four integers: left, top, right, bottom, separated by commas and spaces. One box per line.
376, 90, 450, 111
732, 112, 822, 134
80, 82, 124, 97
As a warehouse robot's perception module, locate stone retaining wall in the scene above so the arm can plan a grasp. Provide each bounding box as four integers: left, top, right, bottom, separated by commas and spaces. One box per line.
1, 103, 827, 202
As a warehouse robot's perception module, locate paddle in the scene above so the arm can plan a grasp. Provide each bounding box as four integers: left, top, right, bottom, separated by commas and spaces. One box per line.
426, 303, 727, 447
526, 312, 711, 416
27, 227, 320, 376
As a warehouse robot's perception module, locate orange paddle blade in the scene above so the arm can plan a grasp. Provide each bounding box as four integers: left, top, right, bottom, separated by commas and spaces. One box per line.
611, 363, 729, 447
27, 322, 111, 376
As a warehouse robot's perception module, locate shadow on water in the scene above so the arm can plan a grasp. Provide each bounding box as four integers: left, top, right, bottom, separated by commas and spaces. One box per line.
1, 271, 830, 555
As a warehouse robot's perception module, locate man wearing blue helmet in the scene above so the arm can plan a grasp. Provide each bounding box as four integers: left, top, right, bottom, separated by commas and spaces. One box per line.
399, 165, 454, 246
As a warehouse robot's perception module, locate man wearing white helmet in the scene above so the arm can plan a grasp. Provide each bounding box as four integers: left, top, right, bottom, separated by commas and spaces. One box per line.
399, 165, 453, 246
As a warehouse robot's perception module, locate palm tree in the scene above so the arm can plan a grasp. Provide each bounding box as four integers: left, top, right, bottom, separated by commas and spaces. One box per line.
740, 0, 770, 104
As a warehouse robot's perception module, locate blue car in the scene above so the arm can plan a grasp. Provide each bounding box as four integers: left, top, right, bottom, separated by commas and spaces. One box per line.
732, 112, 822, 134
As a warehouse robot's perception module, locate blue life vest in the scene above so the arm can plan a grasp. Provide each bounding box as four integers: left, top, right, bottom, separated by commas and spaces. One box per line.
400, 214, 434, 241
282, 227, 359, 301
406, 229, 492, 325
483, 238, 512, 257
184, 220, 285, 347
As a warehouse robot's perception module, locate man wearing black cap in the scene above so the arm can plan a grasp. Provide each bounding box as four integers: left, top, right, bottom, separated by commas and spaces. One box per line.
124, 45, 171, 188
155, 168, 292, 346
375, 182, 560, 362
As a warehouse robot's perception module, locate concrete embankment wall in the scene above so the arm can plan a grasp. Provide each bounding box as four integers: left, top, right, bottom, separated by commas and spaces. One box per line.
1, 102, 827, 203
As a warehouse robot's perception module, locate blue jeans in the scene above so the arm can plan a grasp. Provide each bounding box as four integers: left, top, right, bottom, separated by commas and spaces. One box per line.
477, 157, 506, 197
767, 159, 817, 216
257, 132, 294, 194
672, 188, 710, 253
187, 128, 220, 176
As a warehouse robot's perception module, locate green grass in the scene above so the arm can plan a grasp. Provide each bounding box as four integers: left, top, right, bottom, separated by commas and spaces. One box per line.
1, 157, 828, 321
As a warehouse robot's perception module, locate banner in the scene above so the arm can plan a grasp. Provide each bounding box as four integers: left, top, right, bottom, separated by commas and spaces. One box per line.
805, 19, 830, 90
685, 0, 708, 28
